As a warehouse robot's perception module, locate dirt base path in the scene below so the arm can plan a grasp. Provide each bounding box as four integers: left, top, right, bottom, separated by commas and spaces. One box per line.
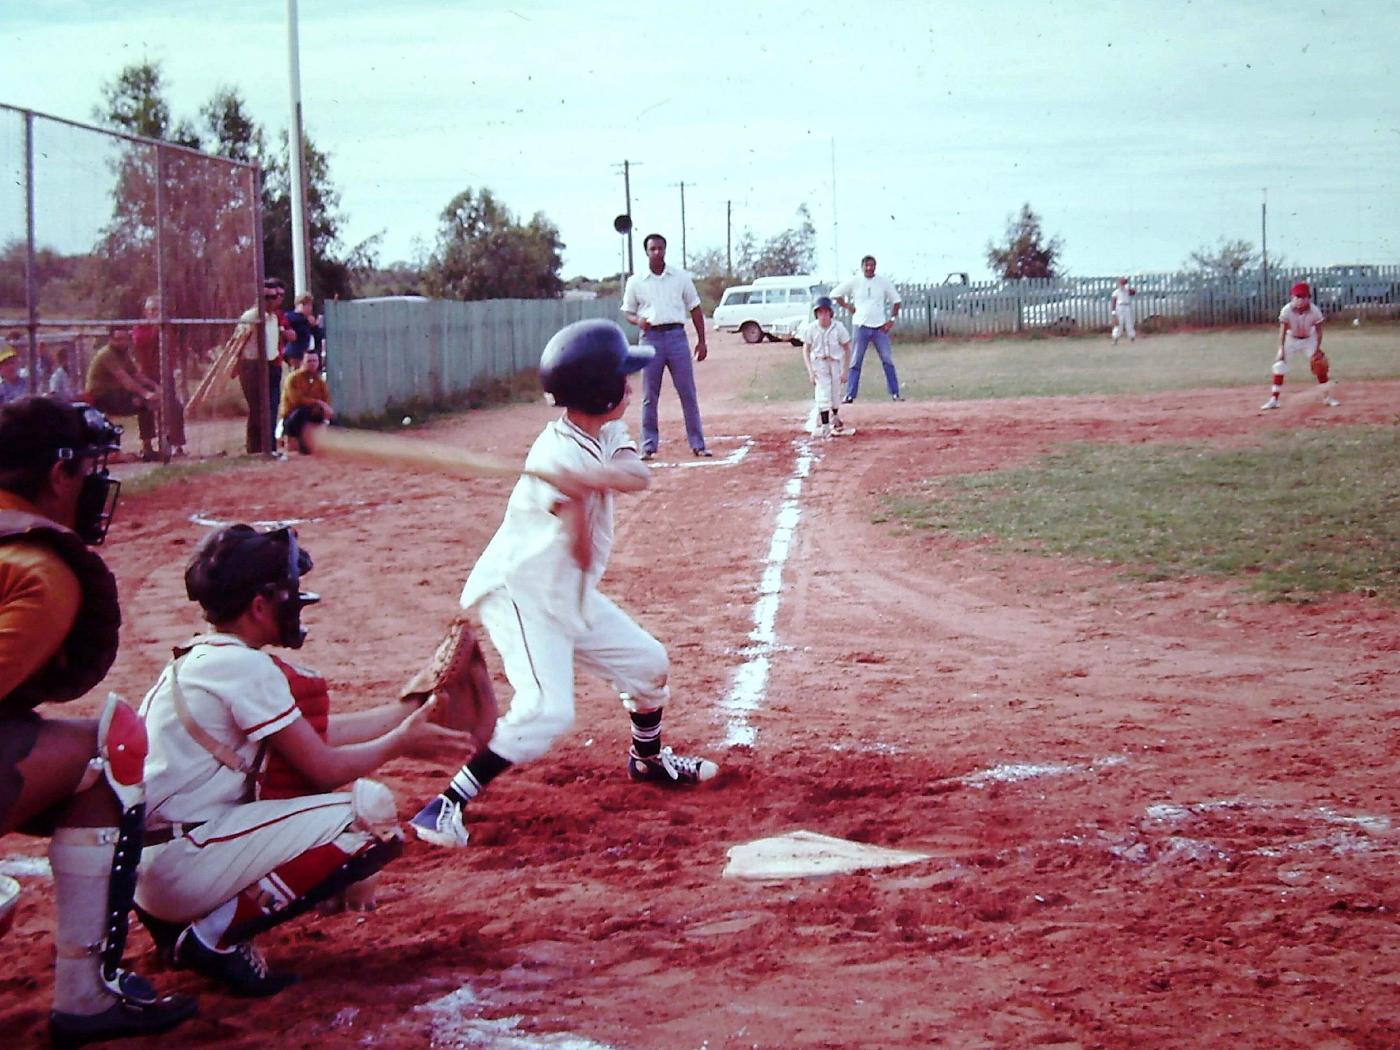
3, 330, 1397, 1049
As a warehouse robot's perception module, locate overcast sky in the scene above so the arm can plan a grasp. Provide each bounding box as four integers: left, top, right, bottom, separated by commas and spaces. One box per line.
2, 0, 1398, 284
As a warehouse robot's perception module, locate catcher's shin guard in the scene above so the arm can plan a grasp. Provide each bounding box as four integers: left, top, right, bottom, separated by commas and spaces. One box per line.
222, 836, 402, 945
70, 695, 150, 996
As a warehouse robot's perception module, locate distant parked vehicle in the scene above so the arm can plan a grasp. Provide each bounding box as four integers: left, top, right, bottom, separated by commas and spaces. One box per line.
712, 275, 828, 344
1314, 265, 1394, 308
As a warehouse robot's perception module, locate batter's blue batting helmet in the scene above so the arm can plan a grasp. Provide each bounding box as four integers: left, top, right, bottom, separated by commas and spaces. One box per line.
539, 319, 653, 416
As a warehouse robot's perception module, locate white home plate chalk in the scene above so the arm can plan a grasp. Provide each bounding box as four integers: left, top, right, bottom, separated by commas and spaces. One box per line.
723, 830, 929, 880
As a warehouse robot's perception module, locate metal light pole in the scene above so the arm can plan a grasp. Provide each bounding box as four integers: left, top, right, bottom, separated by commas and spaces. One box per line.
287, 0, 311, 294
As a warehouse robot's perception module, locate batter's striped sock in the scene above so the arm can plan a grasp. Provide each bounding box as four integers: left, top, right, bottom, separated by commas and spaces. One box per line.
444, 748, 512, 805
630, 709, 663, 758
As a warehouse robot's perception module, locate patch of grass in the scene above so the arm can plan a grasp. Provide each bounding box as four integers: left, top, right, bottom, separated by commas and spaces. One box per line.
121, 455, 251, 495
749, 327, 1400, 402
886, 425, 1400, 602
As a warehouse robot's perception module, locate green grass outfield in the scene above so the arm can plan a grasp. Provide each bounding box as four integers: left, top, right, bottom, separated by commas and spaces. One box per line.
884, 426, 1400, 603
750, 324, 1400, 402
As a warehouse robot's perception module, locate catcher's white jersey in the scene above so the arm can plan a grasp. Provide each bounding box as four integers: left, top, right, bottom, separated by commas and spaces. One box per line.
462, 415, 637, 630
140, 635, 301, 824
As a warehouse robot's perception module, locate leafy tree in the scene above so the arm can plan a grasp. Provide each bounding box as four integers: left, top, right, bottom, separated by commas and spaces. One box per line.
738, 205, 817, 279
1185, 238, 1259, 277
94, 61, 200, 147
422, 188, 564, 300
986, 203, 1063, 279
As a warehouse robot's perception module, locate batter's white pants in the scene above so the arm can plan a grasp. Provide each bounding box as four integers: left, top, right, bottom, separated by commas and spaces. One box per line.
134, 792, 371, 924
1112, 306, 1135, 342
811, 356, 843, 413
477, 587, 670, 765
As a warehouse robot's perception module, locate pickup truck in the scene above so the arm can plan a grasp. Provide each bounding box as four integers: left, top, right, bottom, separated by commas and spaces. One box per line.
1314, 265, 1395, 308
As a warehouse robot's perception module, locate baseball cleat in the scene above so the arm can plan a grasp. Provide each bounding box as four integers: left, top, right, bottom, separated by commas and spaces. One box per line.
1323, 396, 1341, 407
627, 746, 719, 786
49, 979, 197, 1049
409, 794, 470, 848
174, 929, 297, 998
1260, 397, 1280, 410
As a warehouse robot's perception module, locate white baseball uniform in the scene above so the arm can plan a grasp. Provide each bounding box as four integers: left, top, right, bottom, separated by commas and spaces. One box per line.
1279, 301, 1325, 358
1111, 284, 1136, 342
134, 636, 381, 926
460, 415, 669, 765
803, 319, 850, 413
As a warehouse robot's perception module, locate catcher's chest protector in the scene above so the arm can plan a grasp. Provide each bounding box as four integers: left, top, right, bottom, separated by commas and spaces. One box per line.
257, 656, 331, 800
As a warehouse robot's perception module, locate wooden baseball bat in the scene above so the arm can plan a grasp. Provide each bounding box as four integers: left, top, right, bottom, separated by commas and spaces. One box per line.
307, 426, 565, 489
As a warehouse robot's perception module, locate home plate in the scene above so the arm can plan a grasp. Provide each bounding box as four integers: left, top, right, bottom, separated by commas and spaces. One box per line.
723, 830, 929, 880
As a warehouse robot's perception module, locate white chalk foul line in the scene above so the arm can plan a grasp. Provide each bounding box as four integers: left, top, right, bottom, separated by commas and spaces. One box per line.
720, 437, 816, 748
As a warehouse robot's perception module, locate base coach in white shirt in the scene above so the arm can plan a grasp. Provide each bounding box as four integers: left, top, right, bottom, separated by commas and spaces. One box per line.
621, 233, 711, 458
830, 254, 903, 402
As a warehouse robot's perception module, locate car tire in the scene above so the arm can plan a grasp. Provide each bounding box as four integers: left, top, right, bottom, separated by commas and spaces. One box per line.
740, 322, 762, 344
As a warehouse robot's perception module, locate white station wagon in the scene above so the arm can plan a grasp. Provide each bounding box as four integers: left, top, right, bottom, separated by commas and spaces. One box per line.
712, 275, 827, 344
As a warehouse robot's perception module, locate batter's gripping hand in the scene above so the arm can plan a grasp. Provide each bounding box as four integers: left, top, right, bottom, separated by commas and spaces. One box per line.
401, 614, 499, 749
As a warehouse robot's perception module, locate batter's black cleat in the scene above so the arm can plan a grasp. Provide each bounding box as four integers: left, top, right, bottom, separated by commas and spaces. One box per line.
49, 973, 197, 1048
174, 929, 298, 998
627, 746, 719, 786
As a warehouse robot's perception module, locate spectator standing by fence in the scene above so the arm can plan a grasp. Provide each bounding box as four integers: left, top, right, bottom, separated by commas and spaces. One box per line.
0, 347, 27, 405
283, 293, 324, 369
231, 279, 290, 455
132, 296, 187, 457
832, 255, 903, 402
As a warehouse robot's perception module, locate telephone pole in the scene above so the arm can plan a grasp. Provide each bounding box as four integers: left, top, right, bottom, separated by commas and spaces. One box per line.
671, 181, 689, 267
1260, 187, 1269, 286
726, 199, 732, 276
613, 160, 639, 275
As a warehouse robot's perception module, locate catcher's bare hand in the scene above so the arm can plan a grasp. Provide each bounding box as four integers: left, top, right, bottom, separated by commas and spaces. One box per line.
395, 696, 475, 760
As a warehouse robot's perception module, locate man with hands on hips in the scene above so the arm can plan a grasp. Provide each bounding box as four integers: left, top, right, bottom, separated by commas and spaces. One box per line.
831, 254, 903, 403
621, 233, 711, 459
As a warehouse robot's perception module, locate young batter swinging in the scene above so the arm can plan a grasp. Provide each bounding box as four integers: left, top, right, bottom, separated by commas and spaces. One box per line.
410, 319, 720, 848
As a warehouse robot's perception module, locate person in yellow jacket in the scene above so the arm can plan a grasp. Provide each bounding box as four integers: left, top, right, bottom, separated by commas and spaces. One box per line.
278, 350, 334, 454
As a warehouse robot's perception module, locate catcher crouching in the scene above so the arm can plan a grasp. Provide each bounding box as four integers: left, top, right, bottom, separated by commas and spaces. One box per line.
409, 318, 720, 849
133, 525, 470, 997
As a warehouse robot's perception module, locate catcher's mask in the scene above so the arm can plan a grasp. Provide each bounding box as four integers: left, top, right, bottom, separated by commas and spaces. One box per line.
185, 524, 320, 648
539, 319, 653, 416
0, 398, 123, 544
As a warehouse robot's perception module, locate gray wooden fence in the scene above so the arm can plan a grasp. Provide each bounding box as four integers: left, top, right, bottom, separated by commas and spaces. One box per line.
325, 296, 628, 421
892, 266, 1400, 339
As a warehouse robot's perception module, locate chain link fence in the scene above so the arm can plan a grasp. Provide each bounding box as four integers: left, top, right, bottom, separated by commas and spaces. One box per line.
1, 103, 269, 462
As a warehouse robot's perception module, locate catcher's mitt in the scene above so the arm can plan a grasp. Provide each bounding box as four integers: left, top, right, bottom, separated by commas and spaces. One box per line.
1310, 350, 1329, 380
401, 613, 498, 747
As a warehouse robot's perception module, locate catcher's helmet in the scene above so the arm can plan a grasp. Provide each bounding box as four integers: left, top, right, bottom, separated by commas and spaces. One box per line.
186, 524, 319, 644
539, 319, 653, 416
813, 295, 834, 317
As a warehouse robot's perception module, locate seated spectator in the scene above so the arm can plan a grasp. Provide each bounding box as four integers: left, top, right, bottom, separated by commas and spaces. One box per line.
278, 350, 333, 454
0, 347, 28, 405
283, 294, 324, 368
133, 524, 467, 997
46, 344, 79, 403
84, 328, 160, 462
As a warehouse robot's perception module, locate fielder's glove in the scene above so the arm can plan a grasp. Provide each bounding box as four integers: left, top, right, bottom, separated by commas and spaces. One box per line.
401, 613, 499, 749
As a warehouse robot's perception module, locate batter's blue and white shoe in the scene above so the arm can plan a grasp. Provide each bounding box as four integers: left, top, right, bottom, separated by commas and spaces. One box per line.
409, 794, 469, 848
627, 746, 719, 786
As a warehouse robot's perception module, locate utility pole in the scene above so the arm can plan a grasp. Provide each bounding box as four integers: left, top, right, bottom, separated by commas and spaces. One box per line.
613, 160, 639, 275
1260, 187, 1269, 287
679, 181, 687, 267
286, 0, 311, 294
830, 136, 840, 275
726, 199, 732, 276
